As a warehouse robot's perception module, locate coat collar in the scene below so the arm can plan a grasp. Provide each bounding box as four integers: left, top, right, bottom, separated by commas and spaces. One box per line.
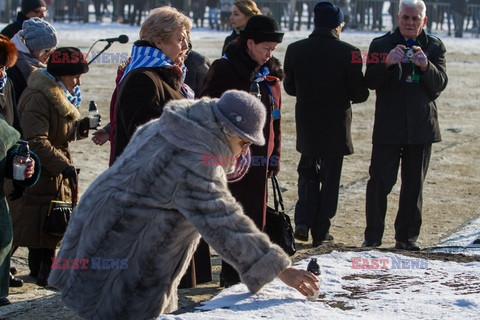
309, 28, 340, 40
224, 42, 284, 82
391, 27, 429, 48
26, 69, 81, 120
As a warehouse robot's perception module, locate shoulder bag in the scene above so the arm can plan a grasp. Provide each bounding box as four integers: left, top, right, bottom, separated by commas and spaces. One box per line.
44, 177, 77, 236
265, 176, 296, 256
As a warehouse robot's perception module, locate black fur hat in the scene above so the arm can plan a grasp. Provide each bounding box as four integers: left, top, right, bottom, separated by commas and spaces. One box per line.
240, 15, 284, 43
47, 47, 89, 76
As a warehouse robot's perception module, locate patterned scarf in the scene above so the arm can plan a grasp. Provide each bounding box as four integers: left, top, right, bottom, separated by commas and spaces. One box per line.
43, 69, 82, 107
253, 65, 270, 82
119, 44, 193, 99
0, 73, 7, 90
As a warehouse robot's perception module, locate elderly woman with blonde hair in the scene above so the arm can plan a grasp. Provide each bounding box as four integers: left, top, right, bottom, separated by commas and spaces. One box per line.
222, 0, 261, 55
114, 6, 193, 161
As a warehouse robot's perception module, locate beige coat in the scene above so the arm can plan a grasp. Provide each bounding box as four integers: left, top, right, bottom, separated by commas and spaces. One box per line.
13, 69, 86, 249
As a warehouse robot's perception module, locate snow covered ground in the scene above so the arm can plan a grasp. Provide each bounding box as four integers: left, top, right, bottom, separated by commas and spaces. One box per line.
1, 19, 479, 320
160, 219, 480, 320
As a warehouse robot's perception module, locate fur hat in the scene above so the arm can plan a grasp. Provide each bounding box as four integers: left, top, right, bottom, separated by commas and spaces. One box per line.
240, 15, 284, 43
314, 1, 344, 29
47, 47, 89, 76
212, 90, 266, 146
21, 18, 57, 51
0, 35, 18, 67
21, 0, 46, 14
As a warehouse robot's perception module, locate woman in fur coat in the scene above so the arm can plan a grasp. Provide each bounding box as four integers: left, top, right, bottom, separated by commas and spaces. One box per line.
13, 47, 91, 287
200, 14, 284, 287
48, 90, 318, 319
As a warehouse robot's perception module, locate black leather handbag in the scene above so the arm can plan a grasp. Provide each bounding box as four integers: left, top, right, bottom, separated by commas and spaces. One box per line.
265, 176, 296, 256
44, 178, 76, 236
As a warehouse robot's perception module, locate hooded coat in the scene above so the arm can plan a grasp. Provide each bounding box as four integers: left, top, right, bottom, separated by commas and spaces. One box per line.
13, 69, 86, 249
48, 97, 291, 319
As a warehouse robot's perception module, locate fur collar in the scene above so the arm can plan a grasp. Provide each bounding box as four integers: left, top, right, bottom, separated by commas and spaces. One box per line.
26, 69, 81, 120
224, 43, 284, 82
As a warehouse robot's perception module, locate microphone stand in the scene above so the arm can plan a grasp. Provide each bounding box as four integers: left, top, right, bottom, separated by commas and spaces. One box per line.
87, 41, 113, 65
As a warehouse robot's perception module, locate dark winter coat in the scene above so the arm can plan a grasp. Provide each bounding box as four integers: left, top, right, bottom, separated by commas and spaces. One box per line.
200, 42, 283, 230
284, 29, 369, 158
0, 116, 39, 298
114, 61, 185, 161
222, 30, 239, 56
0, 12, 27, 39
13, 69, 86, 249
365, 28, 447, 145
48, 98, 291, 319
184, 49, 211, 95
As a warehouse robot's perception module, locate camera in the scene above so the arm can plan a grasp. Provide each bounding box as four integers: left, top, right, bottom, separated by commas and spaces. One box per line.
403, 47, 415, 59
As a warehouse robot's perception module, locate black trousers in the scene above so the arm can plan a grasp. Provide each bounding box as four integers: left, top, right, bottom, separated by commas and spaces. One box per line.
365, 143, 432, 243
294, 155, 344, 242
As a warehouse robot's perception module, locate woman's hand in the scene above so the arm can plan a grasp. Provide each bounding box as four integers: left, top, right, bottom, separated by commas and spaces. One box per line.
277, 267, 319, 297
91, 128, 109, 145
24, 158, 35, 179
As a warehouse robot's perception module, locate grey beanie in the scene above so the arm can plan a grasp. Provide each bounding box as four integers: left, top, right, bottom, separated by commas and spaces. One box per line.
21, 18, 58, 52
212, 90, 266, 146
21, 0, 46, 14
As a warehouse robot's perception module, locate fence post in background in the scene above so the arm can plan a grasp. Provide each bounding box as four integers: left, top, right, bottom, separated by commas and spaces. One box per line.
288, 0, 296, 31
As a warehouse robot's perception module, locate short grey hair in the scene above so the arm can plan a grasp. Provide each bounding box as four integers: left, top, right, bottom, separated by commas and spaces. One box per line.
140, 6, 192, 44
399, 0, 426, 18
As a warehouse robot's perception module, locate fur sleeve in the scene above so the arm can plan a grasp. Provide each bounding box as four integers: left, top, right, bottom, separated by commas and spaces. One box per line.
173, 165, 291, 293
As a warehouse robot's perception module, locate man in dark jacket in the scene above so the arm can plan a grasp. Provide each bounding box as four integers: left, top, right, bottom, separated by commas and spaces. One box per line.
362, 0, 447, 250
283, 2, 369, 248
0, 0, 48, 39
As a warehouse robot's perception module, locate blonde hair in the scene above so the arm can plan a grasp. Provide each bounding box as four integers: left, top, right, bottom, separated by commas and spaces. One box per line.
140, 6, 192, 43
233, 0, 261, 18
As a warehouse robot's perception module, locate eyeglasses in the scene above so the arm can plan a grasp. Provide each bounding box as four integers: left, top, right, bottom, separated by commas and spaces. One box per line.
241, 139, 252, 150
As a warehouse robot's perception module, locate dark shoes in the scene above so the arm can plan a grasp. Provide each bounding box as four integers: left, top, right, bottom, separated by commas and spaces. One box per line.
362, 240, 382, 248
9, 273, 23, 287
294, 225, 309, 241
395, 241, 420, 251
0, 297, 11, 306
219, 275, 240, 288
36, 262, 52, 287
312, 233, 334, 247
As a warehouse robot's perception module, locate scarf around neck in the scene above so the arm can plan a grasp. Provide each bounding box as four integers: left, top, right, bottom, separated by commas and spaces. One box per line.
43, 69, 82, 107
0, 73, 7, 90
119, 44, 193, 99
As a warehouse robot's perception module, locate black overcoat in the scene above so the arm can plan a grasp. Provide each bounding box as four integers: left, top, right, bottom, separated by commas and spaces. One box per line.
284, 29, 369, 158
365, 28, 447, 145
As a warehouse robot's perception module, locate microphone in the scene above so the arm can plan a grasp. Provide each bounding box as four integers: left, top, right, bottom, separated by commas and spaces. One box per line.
99, 35, 129, 44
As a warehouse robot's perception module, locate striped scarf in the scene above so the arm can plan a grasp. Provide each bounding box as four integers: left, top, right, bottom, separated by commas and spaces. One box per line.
120, 44, 193, 98
0, 73, 7, 90
43, 69, 82, 107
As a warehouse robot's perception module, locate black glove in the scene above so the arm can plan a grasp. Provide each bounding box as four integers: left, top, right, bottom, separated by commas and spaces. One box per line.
77, 117, 90, 138
9, 184, 25, 201
62, 165, 78, 190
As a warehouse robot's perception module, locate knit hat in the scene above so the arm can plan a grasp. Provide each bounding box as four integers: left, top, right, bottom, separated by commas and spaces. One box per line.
314, 1, 344, 29
21, 18, 57, 52
212, 90, 266, 146
21, 0, 46, 14
240, 15, 284, 43
47, 47, 89, 76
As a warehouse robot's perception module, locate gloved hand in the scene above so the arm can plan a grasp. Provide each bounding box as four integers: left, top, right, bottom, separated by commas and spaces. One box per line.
77, 117, 90, 138
9, 184, 25, 201
62, 165, 78, 190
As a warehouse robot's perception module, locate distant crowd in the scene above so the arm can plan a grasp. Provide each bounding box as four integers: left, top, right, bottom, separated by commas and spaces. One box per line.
1, 0, 479, 37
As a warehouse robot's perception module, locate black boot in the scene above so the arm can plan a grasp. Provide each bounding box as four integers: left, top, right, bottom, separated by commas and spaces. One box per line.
28, 248, 42, 278
36, 262, 51, 287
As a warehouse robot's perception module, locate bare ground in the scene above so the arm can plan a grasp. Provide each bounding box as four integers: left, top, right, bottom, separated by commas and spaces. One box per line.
1, 35, 479, 319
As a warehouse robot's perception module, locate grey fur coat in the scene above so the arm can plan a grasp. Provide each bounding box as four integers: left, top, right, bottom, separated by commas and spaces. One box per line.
48, 97, 291, 319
